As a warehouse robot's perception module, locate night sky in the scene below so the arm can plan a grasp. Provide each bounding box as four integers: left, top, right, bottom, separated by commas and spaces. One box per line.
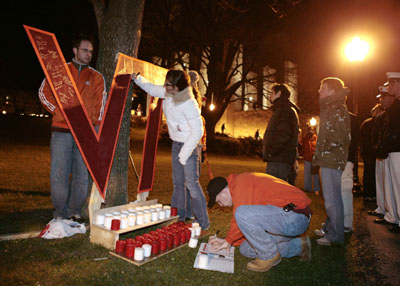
1, 0, 399, 119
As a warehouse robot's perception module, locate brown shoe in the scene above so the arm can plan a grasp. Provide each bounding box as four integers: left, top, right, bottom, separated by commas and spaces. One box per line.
300, 236, 311, 261
247, 253, 282, 272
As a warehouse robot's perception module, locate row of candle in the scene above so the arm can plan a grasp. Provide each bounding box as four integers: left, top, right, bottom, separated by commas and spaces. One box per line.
115, 221, 201, 261
95, 205, 178, 230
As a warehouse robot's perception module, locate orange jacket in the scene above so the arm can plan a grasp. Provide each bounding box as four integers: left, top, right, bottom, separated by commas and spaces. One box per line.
225, 172, 311, 246
38, 61, 107, 130
300, 133, 317, 162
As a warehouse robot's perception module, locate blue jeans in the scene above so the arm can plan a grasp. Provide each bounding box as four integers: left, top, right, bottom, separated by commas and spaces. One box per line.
185, 145, 204, 219
171, 141, 210, 229
304, 160, 320, 192
266, 162, 292, 181
235, 205, 310, 260
320, 167, 344, 243
50, 131, 88, 218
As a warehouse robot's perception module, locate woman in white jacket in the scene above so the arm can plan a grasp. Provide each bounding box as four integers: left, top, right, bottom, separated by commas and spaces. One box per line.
131, 70, 210, 229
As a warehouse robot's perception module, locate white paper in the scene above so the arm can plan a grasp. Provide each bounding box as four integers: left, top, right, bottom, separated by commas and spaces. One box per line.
193, 243, 235, 273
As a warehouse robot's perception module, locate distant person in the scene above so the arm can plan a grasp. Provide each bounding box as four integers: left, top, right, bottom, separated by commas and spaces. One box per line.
255, 129, 260, 140
313, 77, 351, 246
377, 72, 400, 233
369, 85, 396, 222
131, 70, 210, 230
262, 83, 300, 182
38, 34, 107, 222
300, 126, 320, 194
221, 123, 226, 134
360, 103, 384, 201
207, 172, 312, 272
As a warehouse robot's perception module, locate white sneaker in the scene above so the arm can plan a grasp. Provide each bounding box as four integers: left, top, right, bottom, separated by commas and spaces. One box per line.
313, 229, 325, 237
316, 237, 331, 246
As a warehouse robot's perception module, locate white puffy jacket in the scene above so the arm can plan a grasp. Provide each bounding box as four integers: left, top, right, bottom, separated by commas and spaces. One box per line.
134, 75, 203, 165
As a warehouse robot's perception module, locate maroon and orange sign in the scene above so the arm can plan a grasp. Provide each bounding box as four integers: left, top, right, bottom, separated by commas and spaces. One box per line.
24, 25, 131, 199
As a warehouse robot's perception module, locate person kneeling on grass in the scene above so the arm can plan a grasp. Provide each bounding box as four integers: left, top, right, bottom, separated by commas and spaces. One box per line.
207, 172, 312, 272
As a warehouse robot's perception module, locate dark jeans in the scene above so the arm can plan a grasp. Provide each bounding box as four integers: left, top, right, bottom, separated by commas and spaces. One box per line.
362, 156, 376, 198
266, 162, 292, 182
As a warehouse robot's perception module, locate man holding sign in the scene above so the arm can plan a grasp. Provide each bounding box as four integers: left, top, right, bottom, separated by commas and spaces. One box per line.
38, 34, 107, 222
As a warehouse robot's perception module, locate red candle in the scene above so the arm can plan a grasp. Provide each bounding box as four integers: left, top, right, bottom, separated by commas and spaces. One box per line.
171, 207, 178, 216
185, 228, 191, 241
180, 231, 187, 243
125, 244, 135, 258
135, 241, 143, 248
167, 235, 174, 249
143, 239, 152, 245
126, 238, 135, 245
151, 241, 160, 255
115, 240, 126, 253
173, 234, 180, 247
111, 219, 120, 230
135, 235, 144, 242
159, 238, 167, 252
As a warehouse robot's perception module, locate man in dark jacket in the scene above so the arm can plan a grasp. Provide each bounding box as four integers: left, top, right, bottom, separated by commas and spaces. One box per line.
263, 83, 299, 182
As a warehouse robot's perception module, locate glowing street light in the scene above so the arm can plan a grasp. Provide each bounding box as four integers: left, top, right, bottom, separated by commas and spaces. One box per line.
209, 103, 215, 111
344, 37, 370, 62
309, 117, 317, 127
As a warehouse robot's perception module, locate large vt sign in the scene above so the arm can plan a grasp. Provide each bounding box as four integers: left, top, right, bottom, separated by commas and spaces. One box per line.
24, 25, 131, 199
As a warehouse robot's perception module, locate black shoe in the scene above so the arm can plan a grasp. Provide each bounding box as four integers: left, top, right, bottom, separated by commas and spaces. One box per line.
374, 218, 390, 225
69, 215, 85, 224
389, 226, 400, 233
368, 210, 383, 217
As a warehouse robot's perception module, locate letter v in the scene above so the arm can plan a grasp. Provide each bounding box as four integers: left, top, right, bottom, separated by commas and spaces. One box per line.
24, 25, 130, 199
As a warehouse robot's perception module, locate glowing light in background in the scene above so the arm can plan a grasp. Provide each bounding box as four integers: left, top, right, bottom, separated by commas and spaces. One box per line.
309, 117, 317, 127
344, 37, 370, 62
209, 103, 215, 111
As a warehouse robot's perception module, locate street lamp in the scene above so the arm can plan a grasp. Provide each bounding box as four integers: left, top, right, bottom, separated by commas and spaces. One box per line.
344, 36, 370, 114
344, 37, 370, 62
344, 36, 370, 192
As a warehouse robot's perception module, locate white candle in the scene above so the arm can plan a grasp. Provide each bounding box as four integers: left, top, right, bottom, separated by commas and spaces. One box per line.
136, 214, 144, 225
134, 247, 144, 261
195, 226, 201, 236
188, 238, 198, 248
144, 213, 152, 223
151, 211, 159, 221
120, 217, 129, 229
128, 214, 136, 226
159, 210, 166, 220
95, 214, 105, 225
104, 215, 113, 229
142, 244, 152, 257
198, 254, 208, 268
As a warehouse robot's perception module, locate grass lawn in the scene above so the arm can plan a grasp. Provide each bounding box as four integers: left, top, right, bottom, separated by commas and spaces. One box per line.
0, 115, 365, 285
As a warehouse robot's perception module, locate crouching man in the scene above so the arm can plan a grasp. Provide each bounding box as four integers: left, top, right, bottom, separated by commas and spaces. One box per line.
207, 172, 312, 272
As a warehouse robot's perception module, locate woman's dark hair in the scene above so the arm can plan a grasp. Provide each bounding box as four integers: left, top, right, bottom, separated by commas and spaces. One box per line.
272, 83, 291, 99
166, 70, 190, 91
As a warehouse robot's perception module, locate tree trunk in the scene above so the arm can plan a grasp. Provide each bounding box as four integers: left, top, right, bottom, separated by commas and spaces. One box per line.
92, 0, 145, 207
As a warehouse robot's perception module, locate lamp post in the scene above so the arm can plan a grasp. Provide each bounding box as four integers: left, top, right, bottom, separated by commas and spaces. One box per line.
344, 36, 370, 191
344, 36, 370, 114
